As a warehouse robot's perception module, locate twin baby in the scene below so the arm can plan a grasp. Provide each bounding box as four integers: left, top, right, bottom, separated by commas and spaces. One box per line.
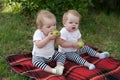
32, 10, 110, 75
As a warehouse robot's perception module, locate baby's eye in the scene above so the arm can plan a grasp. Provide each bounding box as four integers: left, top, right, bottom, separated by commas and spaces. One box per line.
47, 26, 51, 28
75, 23, 78, 24
69, 22, 73, 24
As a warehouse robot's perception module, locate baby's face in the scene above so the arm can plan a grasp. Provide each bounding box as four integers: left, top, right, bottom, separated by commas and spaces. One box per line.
41, 17, 56, 35
64, 13, 79, 32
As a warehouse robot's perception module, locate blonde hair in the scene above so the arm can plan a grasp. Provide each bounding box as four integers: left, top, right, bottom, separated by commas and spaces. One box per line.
62, 10, 81, 24
36, 10, 56, 28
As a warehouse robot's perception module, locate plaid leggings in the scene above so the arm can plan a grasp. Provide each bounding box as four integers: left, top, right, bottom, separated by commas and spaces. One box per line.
32, 51, 66, 70
65, 45, 97, 65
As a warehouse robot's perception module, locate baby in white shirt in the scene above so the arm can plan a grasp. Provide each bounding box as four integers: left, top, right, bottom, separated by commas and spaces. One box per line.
57, 10, 109, 70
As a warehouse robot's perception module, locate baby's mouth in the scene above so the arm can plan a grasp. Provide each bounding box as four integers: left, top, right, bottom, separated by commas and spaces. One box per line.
72, 27, 76, 30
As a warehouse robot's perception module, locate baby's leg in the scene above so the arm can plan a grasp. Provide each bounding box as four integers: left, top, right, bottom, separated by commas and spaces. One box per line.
95, 52, 110, 59
84, 61, 95, 70
32, 56, 57, 74
44, 66, 57, 74
66, 52, 95, 70
52, 51, 66, 75
78, 46, 109, 59
77, 45, 97, 56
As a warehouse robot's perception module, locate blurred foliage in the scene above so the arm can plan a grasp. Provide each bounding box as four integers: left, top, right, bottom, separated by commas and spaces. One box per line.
20, 0, 93, 15
2, 0, 120, 15
2, 0, 93, 24
92, 0, 120, 14
1, 0, 120, 24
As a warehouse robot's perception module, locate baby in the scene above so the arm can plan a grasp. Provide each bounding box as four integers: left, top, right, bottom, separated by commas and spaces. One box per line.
32, 10, 66, 75
57, 10, 109, 70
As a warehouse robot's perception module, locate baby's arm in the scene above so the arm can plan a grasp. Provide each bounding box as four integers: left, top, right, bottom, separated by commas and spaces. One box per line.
34, 37, 50, 48
35, 32, 56, 48
56, 37, 72, 48
56, 37, 80, 49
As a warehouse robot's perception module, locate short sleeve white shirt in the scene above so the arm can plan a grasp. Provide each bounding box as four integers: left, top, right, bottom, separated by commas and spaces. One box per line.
58, 27, 81, 53
32, 29, 55, 58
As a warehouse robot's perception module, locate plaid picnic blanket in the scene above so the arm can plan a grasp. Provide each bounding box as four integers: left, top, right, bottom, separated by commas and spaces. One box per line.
6, 45, 120, 80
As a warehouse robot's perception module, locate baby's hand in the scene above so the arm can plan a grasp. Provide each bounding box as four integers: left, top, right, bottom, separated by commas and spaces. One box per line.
72, 42, 81, 49
77, 41, 84, 48
47, 32, 57, 40
51, 30, 60, 36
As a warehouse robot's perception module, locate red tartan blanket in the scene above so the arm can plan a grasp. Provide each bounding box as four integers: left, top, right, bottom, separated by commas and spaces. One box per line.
6, 46, 120, 80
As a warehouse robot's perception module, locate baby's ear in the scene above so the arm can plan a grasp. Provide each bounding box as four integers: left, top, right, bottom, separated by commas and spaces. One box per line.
63, 23, 66, 27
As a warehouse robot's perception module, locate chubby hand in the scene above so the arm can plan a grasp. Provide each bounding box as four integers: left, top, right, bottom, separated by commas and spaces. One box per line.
72, 42, 81, 49
77, 41, 84, 48
51, 30, 60, 36
47, 32, 57, 40
72, 41, 84, 49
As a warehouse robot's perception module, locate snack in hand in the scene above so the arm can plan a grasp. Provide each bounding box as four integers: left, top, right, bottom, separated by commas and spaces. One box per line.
77, 41, 84, 48
52, 30, 60, 36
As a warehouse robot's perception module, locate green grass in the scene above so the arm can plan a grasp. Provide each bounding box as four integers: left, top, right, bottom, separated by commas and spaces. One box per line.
80, 13, 120, 58
0, 13, 34, 56
0, 7, 120, 80
0, 13, 34, 80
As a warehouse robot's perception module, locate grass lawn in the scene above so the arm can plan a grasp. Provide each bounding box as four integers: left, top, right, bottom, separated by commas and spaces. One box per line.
0, 7, 120, 80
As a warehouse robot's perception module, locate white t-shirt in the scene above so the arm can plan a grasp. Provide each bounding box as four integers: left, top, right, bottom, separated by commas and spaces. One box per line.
58, 27, 81, 53
32, 29, 55, 58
